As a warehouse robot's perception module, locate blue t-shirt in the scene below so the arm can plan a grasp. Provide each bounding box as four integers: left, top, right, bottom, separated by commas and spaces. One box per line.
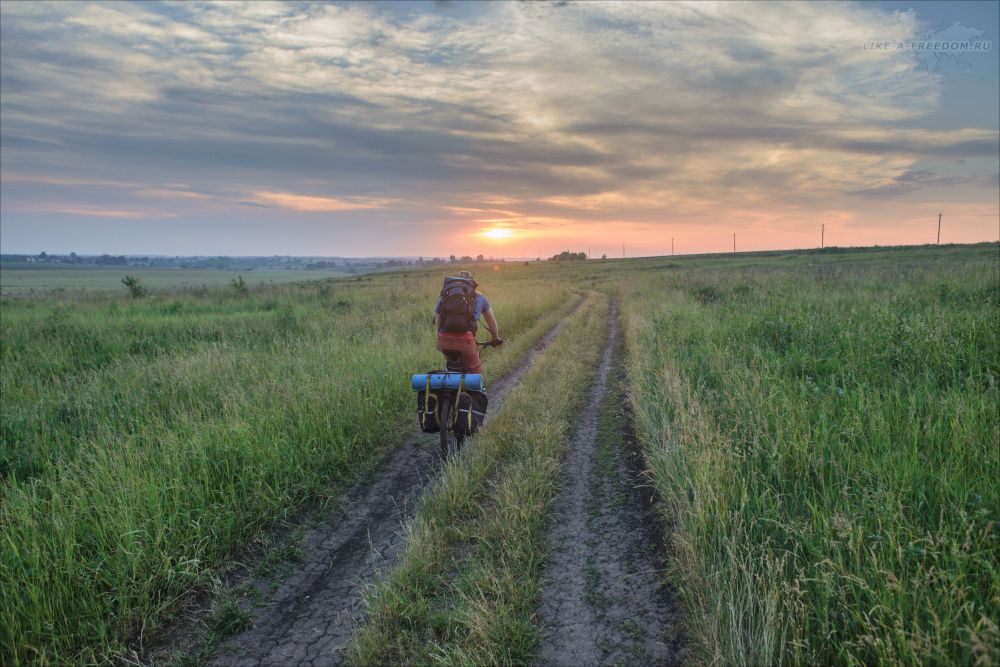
436, 293, 490, 332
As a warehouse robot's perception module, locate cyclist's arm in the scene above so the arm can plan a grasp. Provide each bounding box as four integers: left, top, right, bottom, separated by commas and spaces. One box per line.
482, 307, 500, 341
434, 312, 441, 331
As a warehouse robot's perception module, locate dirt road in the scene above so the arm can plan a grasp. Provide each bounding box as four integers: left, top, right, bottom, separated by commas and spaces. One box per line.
203, 302, 582, 667
536, 302, 685, 666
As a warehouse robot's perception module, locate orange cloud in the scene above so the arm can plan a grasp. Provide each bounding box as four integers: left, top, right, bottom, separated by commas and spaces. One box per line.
15, 203, 174, 219
251, 190, 388, 212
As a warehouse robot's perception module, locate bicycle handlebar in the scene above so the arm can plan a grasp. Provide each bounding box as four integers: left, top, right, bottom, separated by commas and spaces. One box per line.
478, 339, 503, 348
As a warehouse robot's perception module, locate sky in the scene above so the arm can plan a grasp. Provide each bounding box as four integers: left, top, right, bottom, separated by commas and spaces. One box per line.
1, 0, 998, 258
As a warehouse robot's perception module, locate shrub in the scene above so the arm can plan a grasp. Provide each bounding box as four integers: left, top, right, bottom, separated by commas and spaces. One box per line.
121, 275, 147, 298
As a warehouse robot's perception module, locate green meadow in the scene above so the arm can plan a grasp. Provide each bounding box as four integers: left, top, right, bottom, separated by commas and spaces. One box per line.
0, 264, 347, 294
624, 244, 999, 665
1, 243, 997, 665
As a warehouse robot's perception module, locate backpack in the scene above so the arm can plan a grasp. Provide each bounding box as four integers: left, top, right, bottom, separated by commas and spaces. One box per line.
439, 277, 478, 333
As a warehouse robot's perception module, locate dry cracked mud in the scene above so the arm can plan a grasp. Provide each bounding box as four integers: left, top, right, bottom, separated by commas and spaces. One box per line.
156, 300, 584, 667
537, 302, 685, 666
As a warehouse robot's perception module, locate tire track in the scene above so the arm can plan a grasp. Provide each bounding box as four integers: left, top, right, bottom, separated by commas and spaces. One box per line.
536, 301, 684, 666
198, 299, 585, 667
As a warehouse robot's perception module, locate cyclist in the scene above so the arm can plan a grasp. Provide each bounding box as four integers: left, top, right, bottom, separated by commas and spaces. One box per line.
434, 270, 502, 374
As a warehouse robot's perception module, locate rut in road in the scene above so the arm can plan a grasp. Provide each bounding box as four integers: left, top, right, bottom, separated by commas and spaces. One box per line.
537, 302, 685, 666
202, 301, 583, 667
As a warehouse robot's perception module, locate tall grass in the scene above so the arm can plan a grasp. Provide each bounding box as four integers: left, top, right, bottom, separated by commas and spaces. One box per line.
0, 267, 569, 665
625, 254, 999, 665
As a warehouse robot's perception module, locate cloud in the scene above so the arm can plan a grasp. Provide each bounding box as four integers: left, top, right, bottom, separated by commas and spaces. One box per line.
249, 191, 389, 212
135, 187, 212, 201
0, 0, 996, 254
16, 203, 175, 219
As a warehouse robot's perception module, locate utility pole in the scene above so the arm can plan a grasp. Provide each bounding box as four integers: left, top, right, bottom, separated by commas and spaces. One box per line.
821, 223, 825, 249
733, 233, 736, 254
622, 243, 625, 259
937, 213, 942, 245
671, 237, 674, 256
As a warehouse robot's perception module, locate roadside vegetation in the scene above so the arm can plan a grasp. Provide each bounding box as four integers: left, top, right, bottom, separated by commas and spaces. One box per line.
624, 248, 999, 665
0, 267, 568, 664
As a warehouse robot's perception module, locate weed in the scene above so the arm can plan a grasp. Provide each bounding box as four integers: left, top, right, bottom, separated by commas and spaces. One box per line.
254, 529, 305, 579
210, 594, 252, 637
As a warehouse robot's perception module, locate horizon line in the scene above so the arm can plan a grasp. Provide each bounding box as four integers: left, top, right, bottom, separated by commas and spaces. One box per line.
2, 240, 998, 262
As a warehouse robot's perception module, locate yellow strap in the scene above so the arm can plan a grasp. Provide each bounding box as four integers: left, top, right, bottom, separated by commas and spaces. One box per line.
453, 374, 465, 427
465, 389, 473, 431
423, 374, 433, 428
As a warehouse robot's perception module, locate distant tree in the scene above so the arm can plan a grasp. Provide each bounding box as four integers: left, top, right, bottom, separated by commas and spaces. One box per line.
121, 275, 147, 298
549, 250, 587, 261
230, 275, 248, 294
449, 255, 457, 263
460, 255, 473, 263
601, 253, 607, 260
38, 251, 47, 260
476, 254, 485, 262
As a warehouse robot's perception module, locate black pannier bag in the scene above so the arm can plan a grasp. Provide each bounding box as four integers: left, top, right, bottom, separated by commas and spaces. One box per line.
417, 388, 441, 433
453, 389, 488, 436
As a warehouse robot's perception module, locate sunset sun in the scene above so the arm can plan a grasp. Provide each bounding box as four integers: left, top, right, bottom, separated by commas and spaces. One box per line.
481, 228, 513, 240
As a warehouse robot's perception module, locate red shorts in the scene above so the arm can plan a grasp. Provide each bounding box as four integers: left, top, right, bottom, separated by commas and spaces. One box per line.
436, 331, 482, 374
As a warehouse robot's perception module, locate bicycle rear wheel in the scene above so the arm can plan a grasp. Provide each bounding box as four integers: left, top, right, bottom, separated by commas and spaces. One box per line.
439, 394, 453, 459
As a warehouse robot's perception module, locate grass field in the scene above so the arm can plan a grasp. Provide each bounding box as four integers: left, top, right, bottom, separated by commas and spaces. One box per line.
0, 264, 347, 294
2, 244, 997, 666
0, 268, 569, 664
624, 245, 999, 665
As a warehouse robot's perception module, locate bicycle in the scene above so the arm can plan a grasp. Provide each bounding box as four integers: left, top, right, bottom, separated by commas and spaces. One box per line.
435, 339, 501, 459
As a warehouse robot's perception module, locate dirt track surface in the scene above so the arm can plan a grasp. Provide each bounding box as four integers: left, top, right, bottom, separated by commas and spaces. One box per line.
537, 302, 684, 666
204, 304, 580, 667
